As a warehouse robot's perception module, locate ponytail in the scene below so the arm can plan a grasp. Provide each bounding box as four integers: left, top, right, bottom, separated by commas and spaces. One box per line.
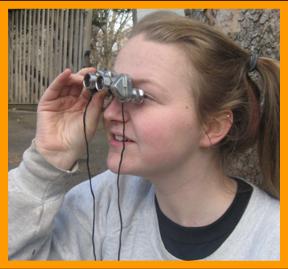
256, 58, 279, 198
131, 11, 280, 198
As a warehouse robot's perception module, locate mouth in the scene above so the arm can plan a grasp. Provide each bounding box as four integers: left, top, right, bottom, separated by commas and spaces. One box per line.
109, 132, 135, 147
113, 134, 134, 142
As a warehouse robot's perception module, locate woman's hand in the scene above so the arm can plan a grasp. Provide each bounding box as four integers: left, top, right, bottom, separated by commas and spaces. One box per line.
35, 68, 106, 170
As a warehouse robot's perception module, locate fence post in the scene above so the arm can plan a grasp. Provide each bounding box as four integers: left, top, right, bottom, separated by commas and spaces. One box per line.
83, 9, 92, 67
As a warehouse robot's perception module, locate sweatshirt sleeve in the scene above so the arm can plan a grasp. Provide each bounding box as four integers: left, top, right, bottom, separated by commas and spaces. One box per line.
8, 140, 82, 260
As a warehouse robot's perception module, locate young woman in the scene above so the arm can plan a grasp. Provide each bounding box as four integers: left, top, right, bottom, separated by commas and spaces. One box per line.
9, 11, 279, 260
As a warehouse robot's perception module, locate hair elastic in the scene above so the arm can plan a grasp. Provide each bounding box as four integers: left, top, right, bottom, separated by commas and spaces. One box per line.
248, 53, 258, 72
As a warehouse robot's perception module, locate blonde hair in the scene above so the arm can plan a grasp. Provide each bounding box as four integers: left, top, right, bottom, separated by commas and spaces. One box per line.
130, 11, 279, 198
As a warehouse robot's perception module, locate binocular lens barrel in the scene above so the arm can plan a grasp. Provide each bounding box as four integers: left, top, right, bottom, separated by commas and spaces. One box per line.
83, 73, 104, 91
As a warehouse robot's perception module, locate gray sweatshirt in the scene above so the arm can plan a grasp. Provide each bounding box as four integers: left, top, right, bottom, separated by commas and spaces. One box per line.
8, 141, 280, 260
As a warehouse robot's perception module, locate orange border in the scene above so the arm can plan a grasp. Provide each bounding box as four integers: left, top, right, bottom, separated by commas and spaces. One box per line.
2, 1, 287, 268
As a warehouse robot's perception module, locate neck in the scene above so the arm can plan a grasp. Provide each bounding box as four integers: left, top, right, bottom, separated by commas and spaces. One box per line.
150, 154, 237, 227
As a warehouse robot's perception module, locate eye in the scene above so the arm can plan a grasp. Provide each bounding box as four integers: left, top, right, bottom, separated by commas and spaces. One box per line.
143, 93, 155, 102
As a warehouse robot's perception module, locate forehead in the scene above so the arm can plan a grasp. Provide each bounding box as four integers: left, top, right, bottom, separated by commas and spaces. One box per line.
114, 34, 192, 88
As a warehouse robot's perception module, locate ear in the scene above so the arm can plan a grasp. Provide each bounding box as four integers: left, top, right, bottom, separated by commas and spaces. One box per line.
200, 111, 233, 148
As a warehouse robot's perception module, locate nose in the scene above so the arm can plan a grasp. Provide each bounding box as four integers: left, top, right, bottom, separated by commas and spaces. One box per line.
103, 97, 129, 123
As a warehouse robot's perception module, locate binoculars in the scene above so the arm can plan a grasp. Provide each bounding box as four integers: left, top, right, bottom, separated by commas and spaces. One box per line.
83, 70, 145, 104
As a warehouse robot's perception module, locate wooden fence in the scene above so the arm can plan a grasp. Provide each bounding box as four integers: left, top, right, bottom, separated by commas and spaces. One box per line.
8, 9, 92, 104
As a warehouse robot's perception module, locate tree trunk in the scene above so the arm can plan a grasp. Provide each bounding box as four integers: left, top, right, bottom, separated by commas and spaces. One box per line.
185, 9, 279, 59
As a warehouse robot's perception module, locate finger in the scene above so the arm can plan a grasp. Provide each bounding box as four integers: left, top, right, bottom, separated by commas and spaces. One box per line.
66, 73, 86, 86
77, 67, 96, 76
60, 73, 85, 97
59, 87, 70, 97
81, 88, 93, 100
41, 69, 72, 101
69, 85, 85, 98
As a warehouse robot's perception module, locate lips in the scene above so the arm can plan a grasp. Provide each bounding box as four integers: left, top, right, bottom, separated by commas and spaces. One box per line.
113, 134, 133, 142
109, 130, 135, 146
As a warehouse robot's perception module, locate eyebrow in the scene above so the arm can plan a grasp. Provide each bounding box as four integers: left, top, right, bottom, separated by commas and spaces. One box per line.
110, 70, 152, 87
132, 78, 167, 95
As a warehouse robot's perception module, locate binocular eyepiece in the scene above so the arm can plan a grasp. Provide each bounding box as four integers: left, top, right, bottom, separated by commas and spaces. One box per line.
83, 70, 144, 104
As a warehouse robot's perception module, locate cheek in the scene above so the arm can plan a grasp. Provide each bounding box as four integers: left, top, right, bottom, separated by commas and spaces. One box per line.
136, 111, 199, 153
136, 113, 171, 143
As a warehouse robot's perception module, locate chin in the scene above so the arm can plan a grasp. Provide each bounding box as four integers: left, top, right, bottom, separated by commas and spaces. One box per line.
107, 164, 120, 174
106, 153, 151, 177
107, 157, 127, 174
106, 159, 138, 176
